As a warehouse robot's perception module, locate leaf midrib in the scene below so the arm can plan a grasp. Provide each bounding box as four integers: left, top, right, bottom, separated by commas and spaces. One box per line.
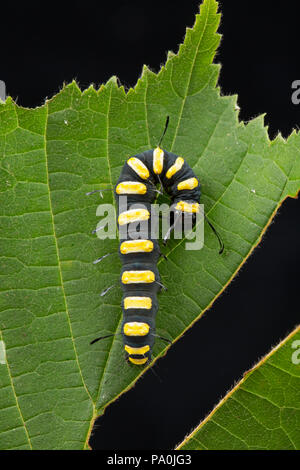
94, 84, 121, 410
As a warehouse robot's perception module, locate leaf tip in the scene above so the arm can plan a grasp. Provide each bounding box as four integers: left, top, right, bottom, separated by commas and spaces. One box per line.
82, 83, 98, 97
142, 64, 150, 75
166, 50, 176, 61
63, 79, 82, 96
107, 75, 118, 87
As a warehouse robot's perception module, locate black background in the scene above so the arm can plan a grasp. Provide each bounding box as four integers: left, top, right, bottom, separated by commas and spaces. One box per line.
1, 0, 299, 450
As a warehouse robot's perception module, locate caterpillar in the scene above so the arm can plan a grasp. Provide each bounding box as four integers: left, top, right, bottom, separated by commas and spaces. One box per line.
89, 117, 223, 366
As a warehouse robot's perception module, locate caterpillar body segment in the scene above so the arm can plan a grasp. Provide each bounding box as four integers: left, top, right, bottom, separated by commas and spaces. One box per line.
116, 181, 147, 195
115, 146, 201, 365
123, 321, 150, 335
120, 239, 154, 255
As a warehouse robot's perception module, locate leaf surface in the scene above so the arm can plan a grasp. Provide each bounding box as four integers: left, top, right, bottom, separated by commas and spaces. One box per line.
0, 0, 299, 449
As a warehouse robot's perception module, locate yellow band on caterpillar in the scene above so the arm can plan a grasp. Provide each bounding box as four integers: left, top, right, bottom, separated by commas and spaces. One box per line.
176, 201, 199, 213
124, 322, 150, 336
127, 157, 150, 179
125, 345, 150, 355
177, 177, 199, 191
120, 240, 153, 254
122, 271, 155, 284
129, 357, 148, 365
166, 157, 184, 179
124, 297, 152, 310
116, 182, 147, 195
153, 147, 164, 174
118, 209, 150, 225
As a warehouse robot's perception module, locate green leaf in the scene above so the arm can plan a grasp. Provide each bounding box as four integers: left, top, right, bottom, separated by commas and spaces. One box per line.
177, 325, 300, 450
0, 0, 299, 450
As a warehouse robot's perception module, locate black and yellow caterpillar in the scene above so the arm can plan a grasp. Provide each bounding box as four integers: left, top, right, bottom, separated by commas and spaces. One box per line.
90, 118, 223, 366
